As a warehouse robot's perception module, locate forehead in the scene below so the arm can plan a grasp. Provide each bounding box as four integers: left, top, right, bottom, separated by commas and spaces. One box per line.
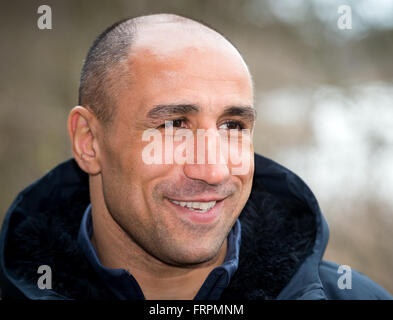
116, 24, 253, 117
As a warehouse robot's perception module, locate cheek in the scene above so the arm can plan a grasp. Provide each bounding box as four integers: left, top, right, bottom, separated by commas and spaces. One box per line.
102, 129, 171, 191
117, 146, 176, 207
228, 143, 253, 175
237, 157, 254, 198
99, 136, 143, 204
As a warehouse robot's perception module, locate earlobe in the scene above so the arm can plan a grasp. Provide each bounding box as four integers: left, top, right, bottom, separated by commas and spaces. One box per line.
67, 106, 101, 175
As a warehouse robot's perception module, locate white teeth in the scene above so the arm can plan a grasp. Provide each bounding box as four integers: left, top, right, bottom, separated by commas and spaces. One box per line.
192, 202, 200, 209
200, 202, 209, 210
169, 200, 216, 212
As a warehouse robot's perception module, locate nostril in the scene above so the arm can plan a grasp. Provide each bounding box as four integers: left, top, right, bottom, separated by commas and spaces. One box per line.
183, 163, 230, 186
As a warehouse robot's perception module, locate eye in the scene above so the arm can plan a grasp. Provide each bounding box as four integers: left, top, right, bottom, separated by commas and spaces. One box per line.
158, 118, 187, 129
218, 120, 245, 130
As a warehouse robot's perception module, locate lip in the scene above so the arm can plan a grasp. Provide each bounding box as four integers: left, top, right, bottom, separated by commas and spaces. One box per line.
166, 196, 226, 202
165, 197, 224, 224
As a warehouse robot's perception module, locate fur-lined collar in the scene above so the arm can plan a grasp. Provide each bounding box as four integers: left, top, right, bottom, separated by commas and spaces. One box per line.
0, 154, 328, 300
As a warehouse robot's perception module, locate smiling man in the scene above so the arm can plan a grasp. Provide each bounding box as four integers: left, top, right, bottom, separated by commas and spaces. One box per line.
0, 14, 391, 300
70, 14, 255, 300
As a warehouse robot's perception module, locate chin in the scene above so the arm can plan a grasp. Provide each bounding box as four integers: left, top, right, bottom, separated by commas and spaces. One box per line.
164, 242, 224, 267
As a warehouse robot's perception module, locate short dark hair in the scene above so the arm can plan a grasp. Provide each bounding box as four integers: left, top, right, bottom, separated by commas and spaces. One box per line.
78, 17, 138, 124
78, 14, 239, 125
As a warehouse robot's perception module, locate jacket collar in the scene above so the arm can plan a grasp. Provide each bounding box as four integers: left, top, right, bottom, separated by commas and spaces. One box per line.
0, 153, 329, 299
77, 204, 242, 300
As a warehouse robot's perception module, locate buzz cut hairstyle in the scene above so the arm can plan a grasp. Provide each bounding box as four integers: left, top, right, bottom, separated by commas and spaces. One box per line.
78, 14, 243, 125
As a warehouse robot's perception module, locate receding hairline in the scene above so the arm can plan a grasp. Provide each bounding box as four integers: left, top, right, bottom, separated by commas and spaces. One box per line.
126, 13, 226, 37
78, 14, 251, 125
132, 16, 245, 60
113, 14, 243, 61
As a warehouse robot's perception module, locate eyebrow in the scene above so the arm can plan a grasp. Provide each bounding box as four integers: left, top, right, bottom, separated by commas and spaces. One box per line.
146, 104, 199, 119
221, 105, 256, 122
146, 104, 256, 122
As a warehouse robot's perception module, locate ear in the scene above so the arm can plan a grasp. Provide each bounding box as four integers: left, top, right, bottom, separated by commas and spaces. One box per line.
67, 106, 101, 175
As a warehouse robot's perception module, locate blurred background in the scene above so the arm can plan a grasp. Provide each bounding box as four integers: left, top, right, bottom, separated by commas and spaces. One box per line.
0, 0, 392, 294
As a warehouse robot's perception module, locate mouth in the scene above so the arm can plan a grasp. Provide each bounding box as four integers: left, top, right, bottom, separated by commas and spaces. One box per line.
168, 199, 217, 213
165, 197, 225, 224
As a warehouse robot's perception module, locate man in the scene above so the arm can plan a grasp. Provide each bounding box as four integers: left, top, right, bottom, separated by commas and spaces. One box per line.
0, 14, 391, 300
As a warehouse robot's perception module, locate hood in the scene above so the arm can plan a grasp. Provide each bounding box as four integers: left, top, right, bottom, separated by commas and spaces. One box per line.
0, 154, 329, 300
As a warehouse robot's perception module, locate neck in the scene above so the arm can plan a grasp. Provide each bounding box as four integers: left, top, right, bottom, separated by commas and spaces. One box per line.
89, 176, 228, 300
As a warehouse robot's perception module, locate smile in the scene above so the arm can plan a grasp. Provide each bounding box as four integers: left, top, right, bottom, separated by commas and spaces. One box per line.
168, 199, 217, 213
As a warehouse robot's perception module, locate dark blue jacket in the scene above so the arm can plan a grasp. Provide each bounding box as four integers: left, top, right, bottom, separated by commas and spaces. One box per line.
0, 154, 391, 300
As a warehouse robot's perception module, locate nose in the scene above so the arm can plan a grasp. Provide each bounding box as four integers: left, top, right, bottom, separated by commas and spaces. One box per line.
182, 129, 230, 185
183, 162, 230, 185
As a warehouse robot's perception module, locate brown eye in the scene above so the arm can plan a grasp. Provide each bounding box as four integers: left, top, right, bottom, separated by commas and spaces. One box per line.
172, 119, 184, 127
158, 118, 187, 129
219, 120, 244, 130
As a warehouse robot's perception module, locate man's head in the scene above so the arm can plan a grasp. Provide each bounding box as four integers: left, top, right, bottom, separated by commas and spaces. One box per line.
68, 14, 255, 267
